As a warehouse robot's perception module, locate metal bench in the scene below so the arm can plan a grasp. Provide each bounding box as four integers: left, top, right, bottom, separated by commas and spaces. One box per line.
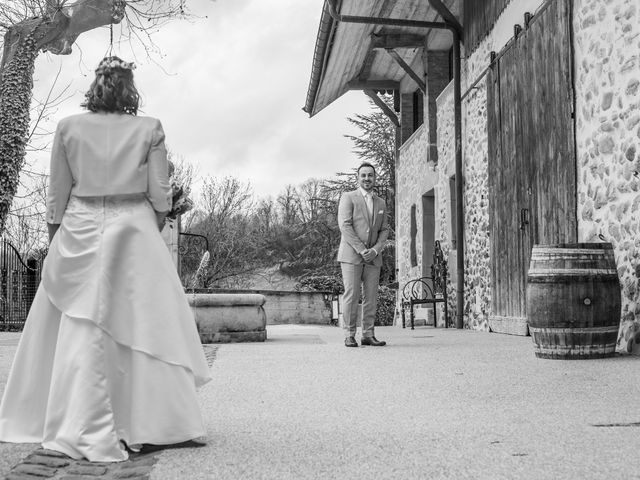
401, 240, 449, 329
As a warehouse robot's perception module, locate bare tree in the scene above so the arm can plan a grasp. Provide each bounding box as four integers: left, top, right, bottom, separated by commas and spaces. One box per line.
3, 172, 49, 255
254, 197, 276, 237
296, 178, 324, 223
257, 178, 340, 277
0, 0, 195, 234
277, 185, 301, 226
184, 176, 258, 288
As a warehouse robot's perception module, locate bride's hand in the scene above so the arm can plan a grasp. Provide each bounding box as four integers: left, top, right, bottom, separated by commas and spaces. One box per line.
156, 211, 168, 231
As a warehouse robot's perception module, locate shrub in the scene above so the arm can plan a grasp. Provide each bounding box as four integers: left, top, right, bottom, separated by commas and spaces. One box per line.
295, 274, 344, 295
375, 285, 397, 326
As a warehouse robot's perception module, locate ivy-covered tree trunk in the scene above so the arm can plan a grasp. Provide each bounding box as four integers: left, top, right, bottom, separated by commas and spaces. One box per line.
0, 28, 40, 234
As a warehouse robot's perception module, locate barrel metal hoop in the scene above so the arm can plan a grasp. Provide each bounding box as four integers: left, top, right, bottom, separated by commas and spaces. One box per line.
529, 325, 619, 334
531, 247, 613, 256
528, 278, 619, 284
528, 268, 617, 276
528, 268, 619, 283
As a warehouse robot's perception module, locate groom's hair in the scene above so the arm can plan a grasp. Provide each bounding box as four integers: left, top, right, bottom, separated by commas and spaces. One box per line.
357, 162, 376, 175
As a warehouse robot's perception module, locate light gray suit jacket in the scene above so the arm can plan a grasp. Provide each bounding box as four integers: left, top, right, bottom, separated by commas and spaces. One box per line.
337, 189, 389, 267
46, 112, 171, 224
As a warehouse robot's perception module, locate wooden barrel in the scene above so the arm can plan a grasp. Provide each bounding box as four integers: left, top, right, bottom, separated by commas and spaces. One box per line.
526, 243, 621, 359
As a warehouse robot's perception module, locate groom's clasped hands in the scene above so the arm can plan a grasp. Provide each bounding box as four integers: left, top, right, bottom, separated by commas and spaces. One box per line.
360, 248, 377, 263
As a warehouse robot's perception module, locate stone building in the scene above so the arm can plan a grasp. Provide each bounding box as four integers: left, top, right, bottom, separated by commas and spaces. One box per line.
304, 0, 639, 354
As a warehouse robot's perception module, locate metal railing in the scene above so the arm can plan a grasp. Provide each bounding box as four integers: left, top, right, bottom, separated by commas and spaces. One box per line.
0, 241, 45, 331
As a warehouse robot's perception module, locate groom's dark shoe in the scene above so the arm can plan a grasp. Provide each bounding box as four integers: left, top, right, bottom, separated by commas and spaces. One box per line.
361, 336, 386, 346
345, 337, 358, 347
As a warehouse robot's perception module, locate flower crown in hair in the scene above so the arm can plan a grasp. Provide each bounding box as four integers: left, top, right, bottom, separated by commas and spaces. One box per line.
95, 57, 136, 74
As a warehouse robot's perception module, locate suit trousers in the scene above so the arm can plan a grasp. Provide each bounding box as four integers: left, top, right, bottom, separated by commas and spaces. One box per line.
340, 262, 381, 338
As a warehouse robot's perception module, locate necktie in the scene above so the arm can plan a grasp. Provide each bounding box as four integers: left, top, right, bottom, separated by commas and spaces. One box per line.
365, 193, 373, 219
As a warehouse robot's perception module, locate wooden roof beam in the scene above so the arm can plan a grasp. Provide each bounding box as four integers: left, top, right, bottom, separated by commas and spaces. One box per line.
363, 89, 400, 128
347, 80, 400, 91
371, 33, 427, 49
357, 49, 378, 83
385, 49, 426, 93
427, 0, 464, 40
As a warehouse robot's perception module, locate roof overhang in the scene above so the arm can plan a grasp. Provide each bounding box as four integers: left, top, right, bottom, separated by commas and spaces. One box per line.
303, 0, 461, 117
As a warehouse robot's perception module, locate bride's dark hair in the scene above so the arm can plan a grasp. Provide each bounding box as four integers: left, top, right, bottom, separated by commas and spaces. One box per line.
82, 56, 140, 115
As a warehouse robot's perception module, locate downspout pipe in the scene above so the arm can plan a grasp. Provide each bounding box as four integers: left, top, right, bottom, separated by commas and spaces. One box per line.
326, 0, 465, 329
452, 28, 464, 330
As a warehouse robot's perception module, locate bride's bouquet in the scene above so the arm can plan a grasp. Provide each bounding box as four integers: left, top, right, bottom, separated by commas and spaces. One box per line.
166, 164, 194, 220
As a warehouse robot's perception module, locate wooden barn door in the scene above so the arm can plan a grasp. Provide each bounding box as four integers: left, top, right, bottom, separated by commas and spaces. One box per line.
486, 0, 577, 335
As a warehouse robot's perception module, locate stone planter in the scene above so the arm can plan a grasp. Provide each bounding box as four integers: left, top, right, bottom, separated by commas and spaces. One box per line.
186, 293, 267, 343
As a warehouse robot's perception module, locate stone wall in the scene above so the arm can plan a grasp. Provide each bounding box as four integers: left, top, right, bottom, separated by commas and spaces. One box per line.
435, 83, 457, 322
396, 125, 435, 295
573, 0, 640, 353
461, 82, 491, 331
199, 289, 334, 325
435, 79, 492, 331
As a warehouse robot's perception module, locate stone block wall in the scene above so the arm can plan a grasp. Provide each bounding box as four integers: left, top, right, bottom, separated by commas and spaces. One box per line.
435, 80, 491, 331
435, 83, 457, 322
573, 0, 640, 353
396, 125, 436, 298
461, 82, 491, 331
200, 289, 333, 325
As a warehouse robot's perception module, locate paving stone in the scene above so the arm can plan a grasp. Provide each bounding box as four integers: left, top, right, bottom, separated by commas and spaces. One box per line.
33, 449, 72, 459
74, 460, 112, 468
111, 466, 153, 478
65, 464, 109, 476
107, 477, 149, 480
12, 463, 58, 477
59, 476, 113, 480
125, 456, 158, 468
24, 454, 71, 468
6, 473, 52, 480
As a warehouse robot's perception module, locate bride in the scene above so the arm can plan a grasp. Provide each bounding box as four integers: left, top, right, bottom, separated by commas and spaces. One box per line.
0, 56, 211, 462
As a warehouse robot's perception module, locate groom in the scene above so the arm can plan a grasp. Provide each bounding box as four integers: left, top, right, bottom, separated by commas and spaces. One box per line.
337, 162, 389, 347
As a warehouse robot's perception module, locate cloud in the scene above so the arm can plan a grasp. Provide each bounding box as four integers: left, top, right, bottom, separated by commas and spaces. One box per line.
28, 0, 371, 199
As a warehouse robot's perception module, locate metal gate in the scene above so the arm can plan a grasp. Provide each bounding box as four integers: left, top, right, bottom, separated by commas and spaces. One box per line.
0, 241, 44, 331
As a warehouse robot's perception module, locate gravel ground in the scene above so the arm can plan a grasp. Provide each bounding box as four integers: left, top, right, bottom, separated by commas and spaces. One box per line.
0, 334, 38, 478
154, 325, 640, 480
2, 326, 640, 480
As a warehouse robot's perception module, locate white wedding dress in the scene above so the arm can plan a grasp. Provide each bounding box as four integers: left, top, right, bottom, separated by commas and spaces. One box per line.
0, 194, 211, 461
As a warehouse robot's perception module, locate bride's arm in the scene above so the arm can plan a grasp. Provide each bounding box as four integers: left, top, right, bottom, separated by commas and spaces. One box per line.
147, 119, 171, 230
155, 210, 167, 231
46, 121, 72, 242
47, 223, 60, 244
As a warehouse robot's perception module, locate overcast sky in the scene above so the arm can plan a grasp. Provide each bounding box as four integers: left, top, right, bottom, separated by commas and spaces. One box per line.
29, 0, 371, 199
